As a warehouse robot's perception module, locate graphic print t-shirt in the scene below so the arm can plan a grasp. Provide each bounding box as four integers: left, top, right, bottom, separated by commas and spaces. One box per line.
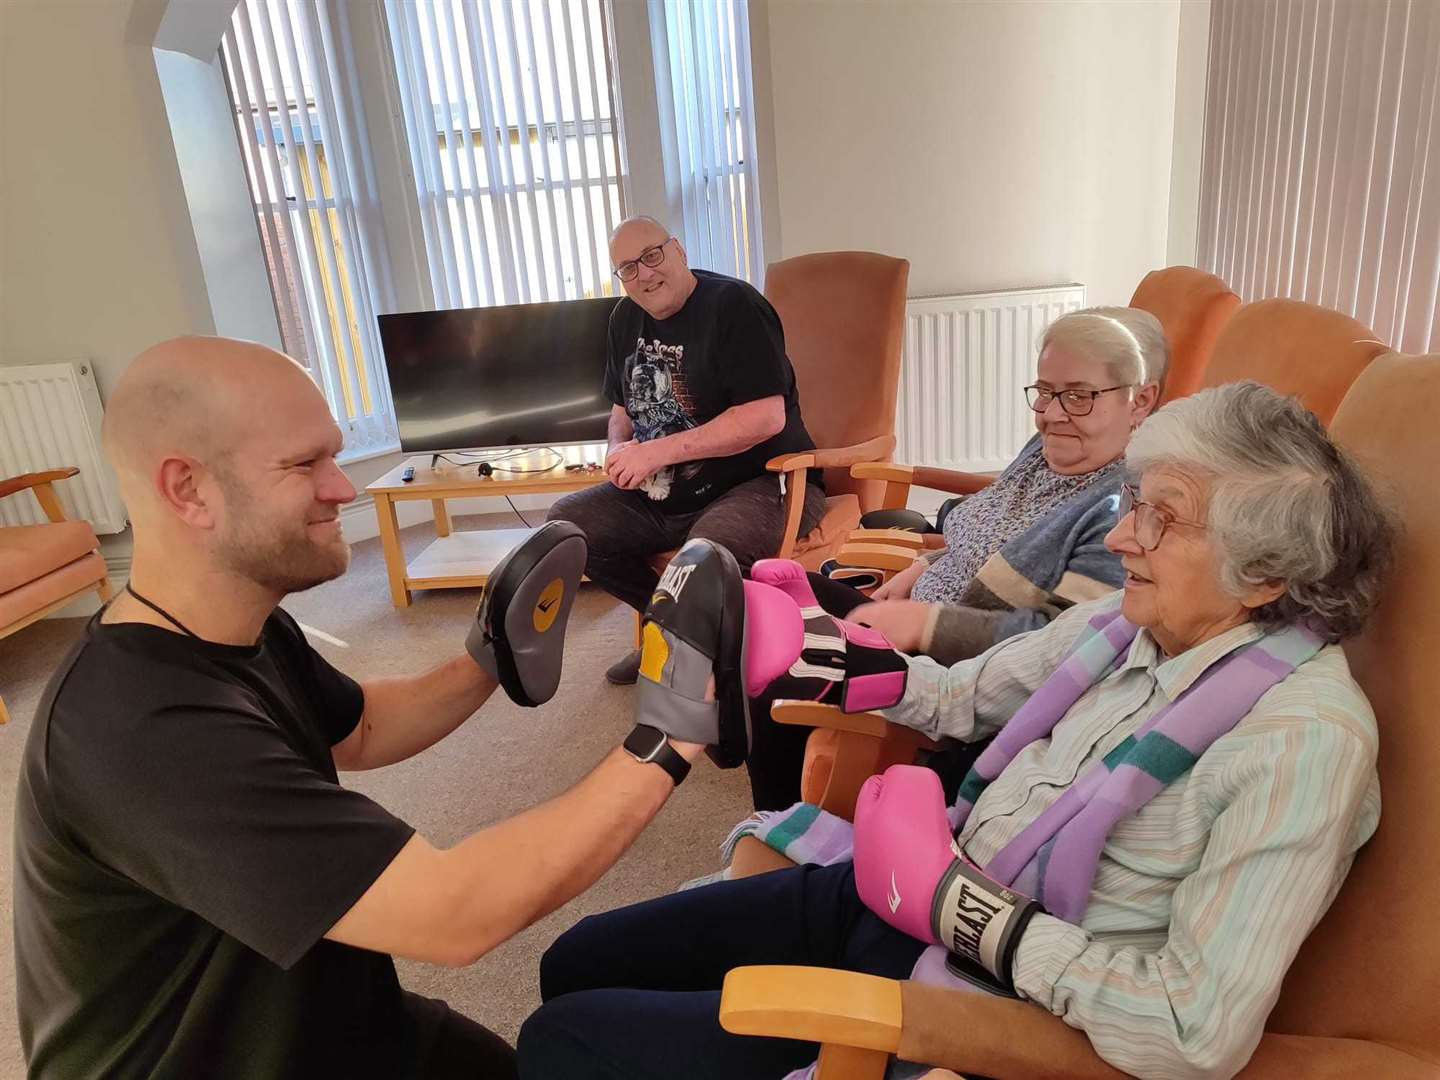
602, 269, 816, 513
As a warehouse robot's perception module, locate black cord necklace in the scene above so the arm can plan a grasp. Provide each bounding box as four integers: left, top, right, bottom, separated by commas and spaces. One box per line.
124, 584, 199, 639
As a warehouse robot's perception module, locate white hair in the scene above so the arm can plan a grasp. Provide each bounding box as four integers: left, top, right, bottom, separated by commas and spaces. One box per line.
609, 215, 670, 245
1126, 381, 1396, 641
1040, 306, 1171, 393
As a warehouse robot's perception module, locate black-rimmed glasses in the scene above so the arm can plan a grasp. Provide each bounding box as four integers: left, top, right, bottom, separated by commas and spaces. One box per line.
1117, 482, 1208, 550
1024, 384, 1133, 416
613, 238, 673, 282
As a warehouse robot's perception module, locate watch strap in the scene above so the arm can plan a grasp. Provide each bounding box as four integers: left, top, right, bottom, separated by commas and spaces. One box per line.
623, 723, 691, 786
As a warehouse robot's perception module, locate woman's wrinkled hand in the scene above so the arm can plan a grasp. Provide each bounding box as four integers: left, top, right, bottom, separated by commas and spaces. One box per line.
870, 557, 928, 602
846, 599, 935, 653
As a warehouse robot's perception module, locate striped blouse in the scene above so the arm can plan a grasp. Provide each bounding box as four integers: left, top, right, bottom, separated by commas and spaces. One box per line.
885, 594, 1381, 1079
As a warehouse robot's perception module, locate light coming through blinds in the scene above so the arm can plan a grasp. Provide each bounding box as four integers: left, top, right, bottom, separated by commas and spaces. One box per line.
220, 0, 399, 458
384, 0, 627, 309
1197, 0, 1440, 354
650, 0, 765, 283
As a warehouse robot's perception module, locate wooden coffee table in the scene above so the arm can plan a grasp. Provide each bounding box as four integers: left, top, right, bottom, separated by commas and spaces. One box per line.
366, 445, 609, 608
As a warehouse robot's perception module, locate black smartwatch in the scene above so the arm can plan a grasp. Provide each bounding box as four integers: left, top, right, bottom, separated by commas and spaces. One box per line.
622, 723, 691, 787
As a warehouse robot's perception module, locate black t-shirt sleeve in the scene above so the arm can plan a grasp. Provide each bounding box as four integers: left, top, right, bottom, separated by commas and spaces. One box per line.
603, 302, 631, 408
49, 692, 414, 971
717, 286, 791, 407
273, 608, 365, 746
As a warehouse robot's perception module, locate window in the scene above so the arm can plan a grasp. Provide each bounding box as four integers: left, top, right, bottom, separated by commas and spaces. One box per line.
1198, 0, 1440, 353
650, 0, 765, 282
218, 0, 767, 451
384, 0, 627, 308
220, 0, 399, 459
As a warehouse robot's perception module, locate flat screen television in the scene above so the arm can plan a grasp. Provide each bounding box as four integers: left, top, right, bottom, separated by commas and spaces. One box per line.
378, 297, 618, 453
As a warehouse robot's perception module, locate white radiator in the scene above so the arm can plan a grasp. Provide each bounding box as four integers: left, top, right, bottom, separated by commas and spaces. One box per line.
897, 283, 1087, 472
0, 362, 127, 534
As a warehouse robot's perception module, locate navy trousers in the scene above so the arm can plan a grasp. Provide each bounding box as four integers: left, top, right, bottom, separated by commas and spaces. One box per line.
517, 862, 925, 1079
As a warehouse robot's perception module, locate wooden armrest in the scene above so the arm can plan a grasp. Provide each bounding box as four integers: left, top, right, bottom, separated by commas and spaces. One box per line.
720, 966, 903, 1053
0, 468, 78, 523
835, 542, 923, 571
850, 462, 996, 496
767, 434, 896, 475
772, 700, 892, 737
0, 467, 78, 501
848, 528, 927, 550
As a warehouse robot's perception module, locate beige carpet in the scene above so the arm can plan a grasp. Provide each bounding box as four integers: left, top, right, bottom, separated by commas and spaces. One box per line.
0, 516, 755, 1073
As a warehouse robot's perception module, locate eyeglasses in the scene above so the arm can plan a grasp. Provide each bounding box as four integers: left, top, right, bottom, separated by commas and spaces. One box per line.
1117, 483, 1207, 551
1024, 384, 1133, 416
613, 238, 673, 282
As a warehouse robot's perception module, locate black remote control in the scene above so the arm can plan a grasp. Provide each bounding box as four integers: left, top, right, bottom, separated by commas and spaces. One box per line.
401, 466, 415, 483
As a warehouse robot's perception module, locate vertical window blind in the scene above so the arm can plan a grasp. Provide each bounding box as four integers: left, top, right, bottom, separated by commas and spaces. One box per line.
220, 0, 399, 458
650, 0, 765, 283
1197, 0, 1440, 354
384, 0, 626, 309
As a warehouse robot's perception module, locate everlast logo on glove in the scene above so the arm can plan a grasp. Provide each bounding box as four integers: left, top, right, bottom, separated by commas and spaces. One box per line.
656, 560, 698, 601
947, 882, 1006, 965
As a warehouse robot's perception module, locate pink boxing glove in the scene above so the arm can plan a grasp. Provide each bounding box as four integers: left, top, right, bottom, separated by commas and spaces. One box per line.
853, 765, 1041, 996
748, 560, 909, 713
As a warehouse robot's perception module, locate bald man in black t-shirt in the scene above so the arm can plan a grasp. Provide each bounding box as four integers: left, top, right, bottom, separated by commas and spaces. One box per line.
12, 337, 707, 1079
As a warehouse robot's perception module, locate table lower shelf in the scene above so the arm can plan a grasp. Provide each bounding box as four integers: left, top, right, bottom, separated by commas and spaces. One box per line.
405, 527, 537, 590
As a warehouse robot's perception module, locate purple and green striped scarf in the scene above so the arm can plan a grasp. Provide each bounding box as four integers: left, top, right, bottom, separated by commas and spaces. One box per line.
726, 606, 1323, 924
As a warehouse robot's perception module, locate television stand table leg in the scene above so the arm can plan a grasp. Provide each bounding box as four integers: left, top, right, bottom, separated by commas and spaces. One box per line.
432, 499, 451, 537
373, 492, 411, 608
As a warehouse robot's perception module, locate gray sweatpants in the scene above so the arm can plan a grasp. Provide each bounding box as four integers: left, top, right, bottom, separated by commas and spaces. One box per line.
547, 474, 827, 611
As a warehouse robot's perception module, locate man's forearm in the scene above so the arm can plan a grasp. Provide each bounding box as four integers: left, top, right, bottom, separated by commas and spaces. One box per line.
439, 748, 682, 961
608, 408, 634, 453
897, 982, 1126, 1080
652, 397, 785, 466
345, 656, 496, 770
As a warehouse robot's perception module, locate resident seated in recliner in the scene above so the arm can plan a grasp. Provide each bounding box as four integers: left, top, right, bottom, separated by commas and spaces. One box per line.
745, 306, 1168, 810
517, 382, 1395, 1080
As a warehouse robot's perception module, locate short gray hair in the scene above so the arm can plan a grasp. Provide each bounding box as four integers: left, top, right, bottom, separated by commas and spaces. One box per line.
609, 215, 669, 246
1041, 306, 1171, 394
1126, 381, 1396, 641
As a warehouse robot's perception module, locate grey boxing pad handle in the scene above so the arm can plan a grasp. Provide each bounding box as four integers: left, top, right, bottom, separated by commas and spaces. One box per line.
467, 521, 587, 707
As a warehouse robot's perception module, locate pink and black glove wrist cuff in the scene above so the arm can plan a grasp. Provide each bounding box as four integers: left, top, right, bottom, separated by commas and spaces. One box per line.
933, 858, 1043, 997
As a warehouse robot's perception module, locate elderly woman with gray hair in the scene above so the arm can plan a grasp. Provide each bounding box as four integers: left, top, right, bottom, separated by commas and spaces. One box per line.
746, 305, 1169, 809
520, 381, 1396, 1080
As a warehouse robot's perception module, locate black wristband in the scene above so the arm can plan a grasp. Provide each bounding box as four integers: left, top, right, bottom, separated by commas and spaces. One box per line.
621, 723, 691, 786
932, 858, 1042, 997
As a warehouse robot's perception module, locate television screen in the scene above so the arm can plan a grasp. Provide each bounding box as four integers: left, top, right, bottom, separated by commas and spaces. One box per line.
378, 297, 618, 453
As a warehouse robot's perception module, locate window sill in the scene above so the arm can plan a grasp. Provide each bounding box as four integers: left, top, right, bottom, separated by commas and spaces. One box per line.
338, 440, 402, 466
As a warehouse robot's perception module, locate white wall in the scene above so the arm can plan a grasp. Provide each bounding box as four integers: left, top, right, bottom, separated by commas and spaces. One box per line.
1167, 0, 1212, 267
0, 0, 215, 383
760, 0, 1183, 306
154, 46, 282, 347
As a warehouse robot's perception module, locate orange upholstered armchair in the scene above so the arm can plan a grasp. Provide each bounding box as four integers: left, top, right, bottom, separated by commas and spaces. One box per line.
1129, 266, 1240, 403
1200, 297, 1388, 423
0, 468, 113, 724
643, 251, 909, 590
717, 350, 1440, 1077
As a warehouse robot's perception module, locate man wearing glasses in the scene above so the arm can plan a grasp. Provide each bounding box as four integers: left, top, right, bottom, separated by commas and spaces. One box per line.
548, 215, 824, 685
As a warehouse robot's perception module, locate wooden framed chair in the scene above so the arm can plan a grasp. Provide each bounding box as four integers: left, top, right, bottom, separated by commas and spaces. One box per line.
717, 351, 1440, 1078
0, 468, 113, 724
1129, 266, 1241, 404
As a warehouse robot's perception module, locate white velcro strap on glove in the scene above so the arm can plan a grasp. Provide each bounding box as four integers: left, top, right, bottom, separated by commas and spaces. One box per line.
932, 856, 1042, 996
